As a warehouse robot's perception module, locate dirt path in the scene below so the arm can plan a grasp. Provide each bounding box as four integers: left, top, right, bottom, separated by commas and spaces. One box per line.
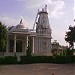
0, 64, 75, 75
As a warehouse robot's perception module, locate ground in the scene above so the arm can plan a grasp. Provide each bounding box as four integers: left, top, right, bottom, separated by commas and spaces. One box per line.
0, 63, 75, 75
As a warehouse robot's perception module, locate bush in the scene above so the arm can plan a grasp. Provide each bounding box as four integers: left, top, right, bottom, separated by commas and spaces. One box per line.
20, 56, 55, 64
20, 55, 75, 64
71, 56, 75, 63
0, 57, 4, 64
20, 56, 31, 64
0, 56, 18, 64
0, 55, 75, 64
53, 56, 71, 64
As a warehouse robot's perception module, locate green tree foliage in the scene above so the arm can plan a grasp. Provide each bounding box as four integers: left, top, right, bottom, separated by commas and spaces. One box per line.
65, 25, 75, 55
65, 25, 75, 49
0, 22, 8, 52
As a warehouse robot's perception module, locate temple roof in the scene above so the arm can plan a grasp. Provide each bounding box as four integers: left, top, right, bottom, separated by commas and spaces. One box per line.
9, 19, 29, 32
16, 19, 25, 29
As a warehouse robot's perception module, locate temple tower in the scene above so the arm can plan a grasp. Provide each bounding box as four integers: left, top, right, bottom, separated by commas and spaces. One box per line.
34, 5, 52, 55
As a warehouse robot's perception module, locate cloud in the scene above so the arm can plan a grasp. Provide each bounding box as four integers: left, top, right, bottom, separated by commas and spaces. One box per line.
17, 0, 65, 19
52, 29, 67, 46
50, 0, 65, 18
27, 0, 52, 8
18, 15, 33, 28
17, 0, 25, 1
74, 0, 75, 18
0, 16, 17, 27
0, 16, 32, 28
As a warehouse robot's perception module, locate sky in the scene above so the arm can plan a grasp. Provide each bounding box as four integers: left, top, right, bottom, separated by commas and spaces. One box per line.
0, 0, 74, 46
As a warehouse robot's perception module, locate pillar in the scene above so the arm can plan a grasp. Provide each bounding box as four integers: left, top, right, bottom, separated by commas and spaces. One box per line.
32, 37, 34, 53
24, 38, 27, 52
22, 40, 25, 53
27, 35, 28, 49
14, 34, 16, 53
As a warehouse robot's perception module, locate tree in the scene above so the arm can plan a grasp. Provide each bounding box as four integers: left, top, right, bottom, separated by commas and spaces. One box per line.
65, 25, 75, 55
0, 22, 8, 52
65, 25, 75, 49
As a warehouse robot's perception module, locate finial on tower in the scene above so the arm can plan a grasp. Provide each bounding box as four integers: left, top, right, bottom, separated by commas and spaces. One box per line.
42, 8, 44, 11
41, 5, 47, 12
74, 19, 75, 22
45, 5, 47, 12
38, 9, 39, 12
20, 19, 22, 24
38, 5, 48, 14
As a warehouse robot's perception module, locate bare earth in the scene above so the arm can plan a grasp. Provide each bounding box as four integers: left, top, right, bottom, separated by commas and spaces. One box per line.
0, 63, 75, 75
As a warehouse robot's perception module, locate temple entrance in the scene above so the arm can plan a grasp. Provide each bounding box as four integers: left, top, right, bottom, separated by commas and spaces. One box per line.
9, 39, 14, 52
16, 40, 23, 52
9, 39, 23, 52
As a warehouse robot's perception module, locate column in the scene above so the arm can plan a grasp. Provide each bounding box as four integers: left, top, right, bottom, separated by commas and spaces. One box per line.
22, 40, 25, 53
32, 37, 34, 53
14, 34, 16, 53
6, 34, 9, 53
27, 35, 28, 49
24, 39, 27, 52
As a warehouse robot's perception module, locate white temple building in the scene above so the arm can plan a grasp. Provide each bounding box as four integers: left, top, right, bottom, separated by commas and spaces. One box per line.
6, 5, 52, 56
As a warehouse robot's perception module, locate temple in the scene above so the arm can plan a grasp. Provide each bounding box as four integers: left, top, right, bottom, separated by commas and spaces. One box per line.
6, 5, 52, 56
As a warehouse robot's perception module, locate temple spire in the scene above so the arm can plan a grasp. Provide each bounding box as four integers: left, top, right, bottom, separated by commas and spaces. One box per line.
20, 19, 22, 24
42, 5, 47, 12
44, 5, 47, 12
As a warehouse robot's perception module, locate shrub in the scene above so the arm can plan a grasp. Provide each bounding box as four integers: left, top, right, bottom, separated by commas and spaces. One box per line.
20, 55, 75, 64
0, 55, 75, 64
71, 56, 75, 63
2, 56, 17, 64
0, 57, 4, 64
20, 56, 55, 64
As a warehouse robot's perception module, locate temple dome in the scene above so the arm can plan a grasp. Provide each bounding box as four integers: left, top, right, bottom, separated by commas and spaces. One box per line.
9, 19, 29, 32
16, 19, 25, 29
